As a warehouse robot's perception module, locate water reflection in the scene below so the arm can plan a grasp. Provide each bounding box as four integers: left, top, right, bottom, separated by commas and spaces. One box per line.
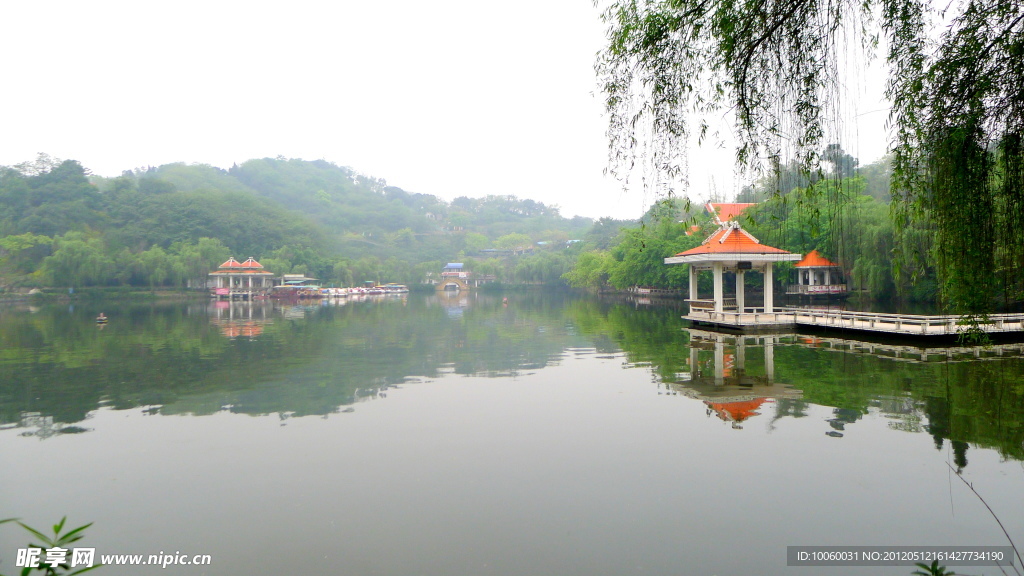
665, 328, 1024, 464
668, 331, 801, 429
1, 294, 1022, 467
210, 300, 274, 339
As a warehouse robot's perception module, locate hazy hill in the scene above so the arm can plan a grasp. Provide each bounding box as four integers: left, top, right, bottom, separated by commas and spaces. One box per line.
1, 155, 602, 288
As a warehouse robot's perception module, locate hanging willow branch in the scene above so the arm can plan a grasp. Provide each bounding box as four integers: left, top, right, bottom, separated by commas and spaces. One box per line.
598, 0, 1024, 312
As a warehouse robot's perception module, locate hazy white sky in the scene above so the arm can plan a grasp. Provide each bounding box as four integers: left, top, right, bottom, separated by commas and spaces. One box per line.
0, 1, 891, 219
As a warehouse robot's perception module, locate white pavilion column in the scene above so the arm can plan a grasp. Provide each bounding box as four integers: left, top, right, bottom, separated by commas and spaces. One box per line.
690, 346, 699, 378
825, 268, 832, 285
764, 263, 774, 313
713, 262, 724, 312
689, 265, 698, 301
714, 340, 725, 386
765, 338, 775, 381
736, 270, 745, 313
736, 338, 746, 374
798, 269, 804, 285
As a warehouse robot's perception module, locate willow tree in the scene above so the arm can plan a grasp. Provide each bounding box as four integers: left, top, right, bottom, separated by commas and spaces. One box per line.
598, 0, 1024, 313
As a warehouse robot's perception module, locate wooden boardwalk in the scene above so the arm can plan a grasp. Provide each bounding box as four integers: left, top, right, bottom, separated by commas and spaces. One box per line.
685, 307, 1024, 337
687, 329, 1024, 364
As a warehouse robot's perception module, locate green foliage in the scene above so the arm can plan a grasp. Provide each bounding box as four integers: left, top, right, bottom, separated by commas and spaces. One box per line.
607, 222, 696, 289
599, 0, 1024, 312
0, 156, 604, 289
6, 295, 1022, 461
1, 517, 101, 576
581, 217, 634, 250
0, 233, 53, 275
562, 251, 616, 290
743, 178, 932, 301
494, 233, 532, 251
911, 560, 954, 576
512, 252, 573, 285
0, 159, 104, 238
563, 206, 700, 290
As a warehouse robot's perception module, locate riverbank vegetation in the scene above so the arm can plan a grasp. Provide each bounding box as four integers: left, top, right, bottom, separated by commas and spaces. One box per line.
558, 152, 948, 304
0, 155, 612, 292
1, 150, 1014, 309
596, 0, 1024, 314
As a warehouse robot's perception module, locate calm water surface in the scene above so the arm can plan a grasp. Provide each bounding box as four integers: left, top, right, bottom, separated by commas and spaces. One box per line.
1, 293, 1022, 576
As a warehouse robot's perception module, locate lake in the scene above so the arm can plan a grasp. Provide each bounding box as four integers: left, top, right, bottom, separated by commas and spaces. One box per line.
2, 292, 1022, 575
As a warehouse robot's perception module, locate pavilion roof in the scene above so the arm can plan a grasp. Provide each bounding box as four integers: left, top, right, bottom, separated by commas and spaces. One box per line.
212, 256, 273, 275
678, 223, 794, 256
707, 202, 757, 224
665, 222, 800, 265
209, 269, 274, 275
218, 257, 243, 269
794, 249, 839, 268
239, 257, 264, 269
704, 397, 770, 423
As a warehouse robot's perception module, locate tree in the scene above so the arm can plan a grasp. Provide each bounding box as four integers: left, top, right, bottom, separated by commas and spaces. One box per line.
40, 233, 112, 287
0, 232, 52, 274
562, 251, 615, 290
495, 233, 532, 252
463, 232, 491, 254
822, 144, 858, 179
13, 152, 64, 177
598, 0, 1024, 312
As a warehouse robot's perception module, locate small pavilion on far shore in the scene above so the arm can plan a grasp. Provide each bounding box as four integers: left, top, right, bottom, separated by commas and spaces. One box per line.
208, 257, 275, 300
665, 222, 801, 315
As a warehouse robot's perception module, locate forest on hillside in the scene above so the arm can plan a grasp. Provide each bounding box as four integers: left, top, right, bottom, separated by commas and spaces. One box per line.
3, 149, 983, 308
0, 155, 623, 290
561, 151, 976, 308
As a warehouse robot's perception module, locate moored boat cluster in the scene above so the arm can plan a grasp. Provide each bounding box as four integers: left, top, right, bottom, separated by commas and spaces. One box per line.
271, 284, 409, 299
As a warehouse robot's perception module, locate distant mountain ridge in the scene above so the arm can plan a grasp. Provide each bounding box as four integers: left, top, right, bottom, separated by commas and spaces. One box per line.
0, 155, 605, 288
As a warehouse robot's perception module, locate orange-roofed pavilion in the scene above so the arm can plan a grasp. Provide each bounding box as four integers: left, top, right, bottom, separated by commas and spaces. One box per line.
789, 249, 847, 297
795, 249, 838, 268
705, 397, 770, 424
665, 221, 800, 314
208, 257, 275, 300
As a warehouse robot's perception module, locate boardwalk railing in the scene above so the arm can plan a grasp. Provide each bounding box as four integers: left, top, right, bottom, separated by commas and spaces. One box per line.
785, 284, 848, 295
688, 309, 791, 327
685, 306, 1024, 336
778, 308, 1024, 336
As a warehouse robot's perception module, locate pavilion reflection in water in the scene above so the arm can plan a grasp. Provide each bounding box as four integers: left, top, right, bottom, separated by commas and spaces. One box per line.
210, 300, 274, 340
670, 328, 1024, 441
670, 329, 802, 428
